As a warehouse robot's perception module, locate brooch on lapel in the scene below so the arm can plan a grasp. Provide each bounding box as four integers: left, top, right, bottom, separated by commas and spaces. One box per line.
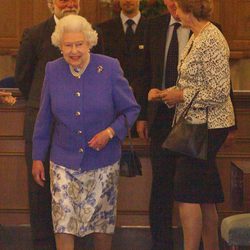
97, 65, 104, 73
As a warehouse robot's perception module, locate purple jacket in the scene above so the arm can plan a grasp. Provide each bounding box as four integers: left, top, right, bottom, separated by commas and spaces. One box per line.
32, 54, 140, 171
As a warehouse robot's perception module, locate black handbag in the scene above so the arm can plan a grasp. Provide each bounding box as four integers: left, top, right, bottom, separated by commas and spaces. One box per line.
162, 92, 208, 160
119, 117, 142, 177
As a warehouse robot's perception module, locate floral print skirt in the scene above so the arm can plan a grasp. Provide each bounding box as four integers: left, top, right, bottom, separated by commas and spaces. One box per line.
50, 161, 120, 237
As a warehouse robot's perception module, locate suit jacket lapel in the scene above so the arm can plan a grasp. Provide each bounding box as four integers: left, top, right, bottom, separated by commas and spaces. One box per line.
47, 16, 61, 58
47, 16, 56, 34
113, 18, 126, 46
135, 16, 145, 35
157, 14, 171, 89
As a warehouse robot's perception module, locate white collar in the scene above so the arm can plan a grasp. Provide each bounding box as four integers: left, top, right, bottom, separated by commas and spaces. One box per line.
120, 11, 141, 26
54, 15, 59, 24
169, 15, 181, 27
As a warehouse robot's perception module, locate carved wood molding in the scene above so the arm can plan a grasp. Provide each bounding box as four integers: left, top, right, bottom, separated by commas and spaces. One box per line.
233, 90, 250, 108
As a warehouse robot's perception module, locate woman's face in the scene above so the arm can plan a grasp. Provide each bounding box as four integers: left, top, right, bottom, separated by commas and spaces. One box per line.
175, 2, 190, 27
61, 32, 90, 68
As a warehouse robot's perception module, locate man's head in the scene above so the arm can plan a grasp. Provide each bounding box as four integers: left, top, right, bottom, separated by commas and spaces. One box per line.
119, 0, 140, 18
47, 0, 80, 19
164, 0, 179, 20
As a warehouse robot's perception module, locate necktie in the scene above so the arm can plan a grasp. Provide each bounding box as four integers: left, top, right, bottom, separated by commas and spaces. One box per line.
165, 22, 181, 88
125, 19, 135, 51
125, 19, 135, 38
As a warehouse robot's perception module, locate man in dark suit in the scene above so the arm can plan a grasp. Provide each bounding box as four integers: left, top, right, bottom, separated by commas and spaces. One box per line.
136, 0, 190, 249
14, 1, 102, 249
98, 0, 147, 133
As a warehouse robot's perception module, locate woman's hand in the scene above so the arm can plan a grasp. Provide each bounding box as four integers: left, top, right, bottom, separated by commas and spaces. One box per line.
32, 160, 46, 187
160, 88, 184, 106
0, 91, 16, 105
0, 91, 11, 97
88, 128, 114, 151
148, 88, 162, 101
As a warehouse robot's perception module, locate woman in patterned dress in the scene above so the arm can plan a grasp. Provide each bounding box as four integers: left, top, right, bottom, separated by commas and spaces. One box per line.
155, 0, 235, 249
31, 15, 140, 250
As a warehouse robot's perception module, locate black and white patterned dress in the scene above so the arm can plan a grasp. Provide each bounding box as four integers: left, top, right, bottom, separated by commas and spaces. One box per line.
174, 23, 235, 203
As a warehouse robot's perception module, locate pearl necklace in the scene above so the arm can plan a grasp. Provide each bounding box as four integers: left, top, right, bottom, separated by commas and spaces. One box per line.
69, 54, 90, 79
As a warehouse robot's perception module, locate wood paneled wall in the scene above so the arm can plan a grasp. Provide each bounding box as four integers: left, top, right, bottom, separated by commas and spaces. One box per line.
0, 0, 110, 53
0, 0, 32, 51
214, 0, 250, 58
0, 0, 250, 58
1, 91, 250, 226
0, 99, 28, 225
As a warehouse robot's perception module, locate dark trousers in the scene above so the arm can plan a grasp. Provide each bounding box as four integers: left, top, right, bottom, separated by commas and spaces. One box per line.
24, 108, 56, 250
149, 119, 176, 250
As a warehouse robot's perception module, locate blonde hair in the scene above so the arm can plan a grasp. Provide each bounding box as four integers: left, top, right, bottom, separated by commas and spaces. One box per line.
51, 15, 98, 49
175, 0, 213, 20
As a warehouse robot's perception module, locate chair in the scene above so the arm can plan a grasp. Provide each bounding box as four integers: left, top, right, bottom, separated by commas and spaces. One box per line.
0, 76, 16, 88
221, 213, 250, 250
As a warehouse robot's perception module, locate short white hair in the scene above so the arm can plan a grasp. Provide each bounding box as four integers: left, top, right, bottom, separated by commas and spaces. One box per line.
47, 0, 80, 14
51, 15, 98, 49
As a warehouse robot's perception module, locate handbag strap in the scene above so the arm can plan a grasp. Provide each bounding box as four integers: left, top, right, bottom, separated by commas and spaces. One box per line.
173, 91, 199, 124
124, 115, 135, 153
174, 41, 208, 124
173, 91, 208, 124
174, 91, 209, 124
182, 91, 199, 117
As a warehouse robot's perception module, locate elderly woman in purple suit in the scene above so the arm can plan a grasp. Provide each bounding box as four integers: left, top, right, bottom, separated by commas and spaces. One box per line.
32, 14, 140, 250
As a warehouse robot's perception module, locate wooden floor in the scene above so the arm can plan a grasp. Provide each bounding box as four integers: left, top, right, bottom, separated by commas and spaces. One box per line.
1, 225, 249, 250
0, 225, 183, 250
